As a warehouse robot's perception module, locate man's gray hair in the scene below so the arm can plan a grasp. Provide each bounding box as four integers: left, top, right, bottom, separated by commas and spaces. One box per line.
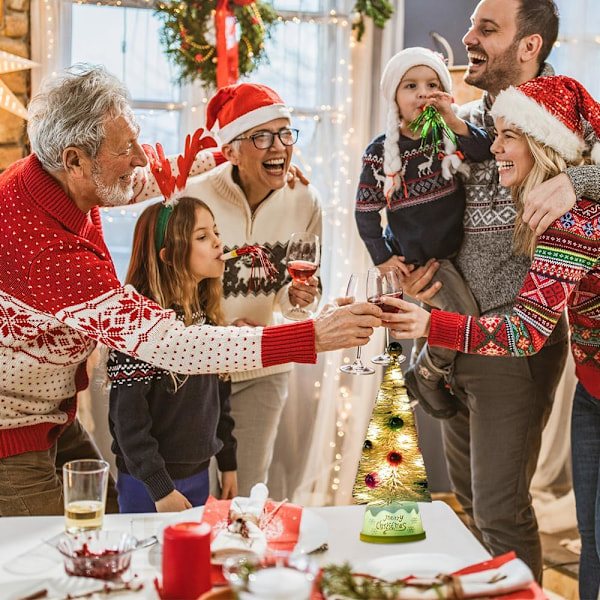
27, 64, 132, 171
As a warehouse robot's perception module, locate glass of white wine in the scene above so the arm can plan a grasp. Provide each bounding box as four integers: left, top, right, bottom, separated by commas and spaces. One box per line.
63, 459, 109, 535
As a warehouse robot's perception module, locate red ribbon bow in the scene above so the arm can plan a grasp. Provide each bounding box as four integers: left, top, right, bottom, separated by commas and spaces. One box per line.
215, 0, 256, 88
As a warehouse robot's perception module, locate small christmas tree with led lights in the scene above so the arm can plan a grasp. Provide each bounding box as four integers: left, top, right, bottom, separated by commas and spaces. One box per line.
353, 343, 430, 542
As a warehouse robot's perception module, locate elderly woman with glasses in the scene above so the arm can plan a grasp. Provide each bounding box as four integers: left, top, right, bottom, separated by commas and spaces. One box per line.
186, 83, 322, 496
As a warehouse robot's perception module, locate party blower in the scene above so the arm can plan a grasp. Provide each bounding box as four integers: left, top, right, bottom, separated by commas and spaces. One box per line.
221, 244, 279, 290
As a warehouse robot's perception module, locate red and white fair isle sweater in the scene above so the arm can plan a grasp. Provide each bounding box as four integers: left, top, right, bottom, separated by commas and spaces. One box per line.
0, 155, 316, 458
429, 197, 600, 397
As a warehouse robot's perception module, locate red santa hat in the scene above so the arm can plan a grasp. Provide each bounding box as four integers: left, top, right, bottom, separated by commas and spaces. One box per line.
206, 83, 291, 145
491, 75, 600, 164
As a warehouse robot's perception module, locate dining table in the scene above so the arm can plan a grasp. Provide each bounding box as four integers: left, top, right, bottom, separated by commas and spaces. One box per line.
0, 500, 491, 599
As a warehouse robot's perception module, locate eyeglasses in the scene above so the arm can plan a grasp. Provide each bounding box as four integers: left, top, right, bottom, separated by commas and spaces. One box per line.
233, 128, 299, 150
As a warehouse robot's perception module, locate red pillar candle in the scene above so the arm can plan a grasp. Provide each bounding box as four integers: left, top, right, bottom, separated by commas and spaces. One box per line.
162, 522, 212, 600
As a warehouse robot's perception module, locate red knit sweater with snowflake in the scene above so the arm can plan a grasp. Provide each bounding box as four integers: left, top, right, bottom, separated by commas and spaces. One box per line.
429, 197, 600, 397
0, 155, 316, 458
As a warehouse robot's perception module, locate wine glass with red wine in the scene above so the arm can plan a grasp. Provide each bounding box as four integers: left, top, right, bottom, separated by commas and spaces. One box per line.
339, 273, 375, 375
283, 232, 320, 321
366, 265, 406, 365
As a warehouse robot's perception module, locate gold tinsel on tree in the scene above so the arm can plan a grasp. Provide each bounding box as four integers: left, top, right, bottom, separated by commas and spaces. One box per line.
353, 346, 431, 504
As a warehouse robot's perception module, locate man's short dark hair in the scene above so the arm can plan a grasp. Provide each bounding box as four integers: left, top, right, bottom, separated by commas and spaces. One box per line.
516, 0, 559, 66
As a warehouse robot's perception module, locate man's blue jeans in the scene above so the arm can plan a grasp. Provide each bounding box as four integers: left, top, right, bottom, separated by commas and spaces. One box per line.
571, 381, 600, 600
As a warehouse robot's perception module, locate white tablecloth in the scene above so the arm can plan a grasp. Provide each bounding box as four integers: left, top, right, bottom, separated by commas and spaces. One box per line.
0, 501, 489, 599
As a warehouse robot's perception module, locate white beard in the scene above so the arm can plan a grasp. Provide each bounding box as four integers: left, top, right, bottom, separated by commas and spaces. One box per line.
92, 167, 133, 207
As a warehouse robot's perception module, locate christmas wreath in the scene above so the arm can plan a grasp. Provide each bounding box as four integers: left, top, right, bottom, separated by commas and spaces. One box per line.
155, 0, 278, 90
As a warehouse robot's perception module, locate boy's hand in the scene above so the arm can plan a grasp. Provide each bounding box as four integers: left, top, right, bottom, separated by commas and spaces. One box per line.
425, 92, 469, 137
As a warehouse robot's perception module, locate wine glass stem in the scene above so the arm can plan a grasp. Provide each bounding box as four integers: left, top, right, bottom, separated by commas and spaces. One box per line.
384, 328, 390, 354
356, 346, 362, 362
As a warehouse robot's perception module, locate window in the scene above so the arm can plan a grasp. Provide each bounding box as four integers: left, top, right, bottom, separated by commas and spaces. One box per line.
63, 1, 186, 155
549, 0, 600, 98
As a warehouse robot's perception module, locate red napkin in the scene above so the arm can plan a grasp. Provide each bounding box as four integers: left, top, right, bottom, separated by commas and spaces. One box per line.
201, 495, 303, 586
451, 553, 545, 600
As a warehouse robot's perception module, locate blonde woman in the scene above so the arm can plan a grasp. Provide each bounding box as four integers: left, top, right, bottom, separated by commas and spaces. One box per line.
387, 75, 600, 598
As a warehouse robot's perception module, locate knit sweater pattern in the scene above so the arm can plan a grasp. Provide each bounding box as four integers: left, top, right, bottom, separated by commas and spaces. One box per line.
355, 134, 466, 267
0, 155, 316, 458
186, 163, 322, 382
429, 198, 600, 396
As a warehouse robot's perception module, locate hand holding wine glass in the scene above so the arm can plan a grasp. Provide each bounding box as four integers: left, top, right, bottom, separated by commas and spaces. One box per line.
339, 274, 375, 375
284, 232, 320, 321
366, 265, 406, 365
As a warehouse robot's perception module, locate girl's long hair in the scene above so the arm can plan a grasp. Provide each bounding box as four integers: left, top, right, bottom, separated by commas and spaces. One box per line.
511, 136, 576, 258
127, 196, 225, 327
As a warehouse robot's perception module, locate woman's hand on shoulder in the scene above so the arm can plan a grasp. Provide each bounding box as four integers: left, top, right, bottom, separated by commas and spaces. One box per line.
286, 163, 310, 188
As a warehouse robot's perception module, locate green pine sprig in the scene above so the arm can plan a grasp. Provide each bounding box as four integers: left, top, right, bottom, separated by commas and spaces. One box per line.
320, 563, 448, 599
319, 563, 407, 599
407, 105, 456, 154
352, 0, 394, 42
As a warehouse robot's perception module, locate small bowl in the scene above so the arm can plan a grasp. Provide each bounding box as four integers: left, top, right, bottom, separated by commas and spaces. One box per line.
55, 530, 137, 579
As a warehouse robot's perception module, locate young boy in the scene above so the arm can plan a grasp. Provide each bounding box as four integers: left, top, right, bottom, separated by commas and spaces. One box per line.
355, 47, 491, 417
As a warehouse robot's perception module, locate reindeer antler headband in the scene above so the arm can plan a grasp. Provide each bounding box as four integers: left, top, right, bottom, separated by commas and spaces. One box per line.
142, 128, 218, 253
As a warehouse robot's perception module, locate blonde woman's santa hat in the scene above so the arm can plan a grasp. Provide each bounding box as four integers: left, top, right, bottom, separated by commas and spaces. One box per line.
206, 83, 291, 145
380, 47, 463, 200
491, 75, 600, 164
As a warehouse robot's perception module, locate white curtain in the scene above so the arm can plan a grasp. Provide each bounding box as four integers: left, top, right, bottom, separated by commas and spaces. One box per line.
30, 0, 62, 94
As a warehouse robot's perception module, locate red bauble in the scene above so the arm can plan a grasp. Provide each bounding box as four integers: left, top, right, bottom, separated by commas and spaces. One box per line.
387, 451, 403, 465
365, 473, 379, 489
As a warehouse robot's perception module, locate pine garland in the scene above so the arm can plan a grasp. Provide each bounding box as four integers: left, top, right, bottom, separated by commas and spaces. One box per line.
352, 0, 394, 42
154, 0, 278, 89
320, 564, 408, 599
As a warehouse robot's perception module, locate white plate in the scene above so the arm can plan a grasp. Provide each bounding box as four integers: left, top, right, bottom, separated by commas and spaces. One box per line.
157, 505, 328, 555
353, 553, 465, 581
295, 508, 328, 554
